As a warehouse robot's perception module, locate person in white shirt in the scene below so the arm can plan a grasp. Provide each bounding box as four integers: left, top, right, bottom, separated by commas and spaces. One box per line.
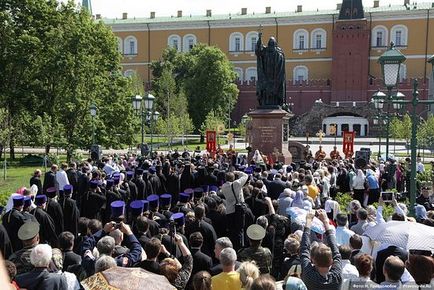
335, 213, 355, 246
56, 163, 70, 191
341, 253, 377, 290
221, 170, 248, 250
416, 158, 425, 173
339, 245, 359, 280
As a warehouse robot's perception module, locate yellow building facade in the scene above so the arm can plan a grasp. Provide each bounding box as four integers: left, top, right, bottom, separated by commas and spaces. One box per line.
105, 2, 434, 84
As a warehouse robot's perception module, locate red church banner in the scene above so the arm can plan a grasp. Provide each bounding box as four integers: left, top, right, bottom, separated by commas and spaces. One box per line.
342, 131, 355, 159
206, 131, 216, 154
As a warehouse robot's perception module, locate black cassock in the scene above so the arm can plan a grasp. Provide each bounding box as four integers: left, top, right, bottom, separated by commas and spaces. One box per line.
46, 199, 64, 236
59, 197, 79, 237
31, 207, 57, 246
2, 209, 25, 252
81, 190, 106, 220
134, 178, 147, 200
127, 180, 138, 201
0, 224, 12, 259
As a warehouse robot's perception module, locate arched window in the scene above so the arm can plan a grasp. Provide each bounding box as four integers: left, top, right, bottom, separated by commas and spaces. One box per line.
391, 25, 408, 47
124, 69, 136, 77
116, 37, 123, 53
399, 64, 407, 82
293, 29, 309, 50
245, 67, 257, 83
371, 26, 388, 47
311, 29, 327, 49
245, 31, 258, 52
229, 32, 244, 53
168, 34, 181, 52
124, 36, 138, 55
183, 34, 197, 52
293, 66, 309, 84
234, 67, 243, 83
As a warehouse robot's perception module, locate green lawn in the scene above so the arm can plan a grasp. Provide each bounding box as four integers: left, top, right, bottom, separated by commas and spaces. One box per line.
0, 165, 39, 206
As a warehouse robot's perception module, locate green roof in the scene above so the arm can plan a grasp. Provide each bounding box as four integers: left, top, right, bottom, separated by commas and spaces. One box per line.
101, 2, 433, 25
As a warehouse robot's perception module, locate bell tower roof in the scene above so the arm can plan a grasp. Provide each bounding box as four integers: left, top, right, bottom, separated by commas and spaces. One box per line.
338, 0, 364, 20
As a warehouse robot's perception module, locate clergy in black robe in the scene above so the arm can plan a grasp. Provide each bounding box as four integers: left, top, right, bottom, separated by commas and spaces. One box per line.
59, 185, 79, 237
82, 180, 107, 220
134, 169, 147, 200
22, 197, 38, 223
31, 195, 58, 246
155, 165, 167, 195
126, 171, 138, 201
166, 170, 180, 203
2, 196, 26, 252
66, 162, 79, 199
104, 179, 122, 223
180, 164, 195, 192
43, 165, 57, 194
45, 187, 64, 236
77, 167, 90, 211
0, 224, 12, 259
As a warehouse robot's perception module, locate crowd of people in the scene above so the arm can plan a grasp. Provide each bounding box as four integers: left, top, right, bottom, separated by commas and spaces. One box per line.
0, 147, 434, 290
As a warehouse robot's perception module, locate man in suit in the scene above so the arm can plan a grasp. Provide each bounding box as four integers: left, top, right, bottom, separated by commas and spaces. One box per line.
30, 169, 43, 195
58, 231, 81, 272
375, 245, 408, 283
267, 173, 287, 200
189, 231, 212, 276
139, 237, 163, 274
43, 164, 58, 194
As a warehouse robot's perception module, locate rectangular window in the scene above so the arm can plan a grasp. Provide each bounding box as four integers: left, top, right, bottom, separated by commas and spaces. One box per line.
299, 35, 305, 50
395, 31, 402, 46
297, 75, 304, 82
315, 34, 322, 49
173, 39, 178, 50
235, 38, 241, 52
129, 41, 135, 55
376, 31, 383, 47
188, 39, 194, 50
251, 37, 256, 51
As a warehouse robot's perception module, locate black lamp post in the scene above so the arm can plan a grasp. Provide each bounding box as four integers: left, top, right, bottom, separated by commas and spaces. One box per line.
377, 43, 407, 160
90, 104, 97, 145
132, 94, 156, 156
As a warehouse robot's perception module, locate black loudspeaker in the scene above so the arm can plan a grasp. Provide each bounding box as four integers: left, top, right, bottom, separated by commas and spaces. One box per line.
355, 148, 371, 168
90, 144, 102, 161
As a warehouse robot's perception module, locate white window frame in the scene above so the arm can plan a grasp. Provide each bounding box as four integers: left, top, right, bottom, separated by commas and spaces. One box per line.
245, 31, 259, 52
116, 37, 123, 53
371, 26, 388, 47
293, 29, 309, 50
229, 32, 244, 53
124, 36, 138, 55
311, 28, 327, 49
183, 34, 197, 52
245, 67, 257, 83
391, 25, 408, 47
293, 66, 309, 84
167, 34, 181, 52
234, 67, 243, 83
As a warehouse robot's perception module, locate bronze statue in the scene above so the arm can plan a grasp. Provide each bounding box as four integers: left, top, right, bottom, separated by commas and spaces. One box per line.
255, 31, 286, 109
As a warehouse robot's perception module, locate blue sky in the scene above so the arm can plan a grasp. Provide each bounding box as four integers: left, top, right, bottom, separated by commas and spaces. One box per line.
66, 0, 407, 18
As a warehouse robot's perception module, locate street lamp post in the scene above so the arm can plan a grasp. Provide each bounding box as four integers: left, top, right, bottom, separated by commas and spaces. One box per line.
150, 111, 160, 154
90, 104, 97, 145
377, 43, 407, 160
132, 94, 156, 156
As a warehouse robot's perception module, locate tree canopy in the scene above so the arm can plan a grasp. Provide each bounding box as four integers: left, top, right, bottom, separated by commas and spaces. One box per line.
0, 0, 138, 159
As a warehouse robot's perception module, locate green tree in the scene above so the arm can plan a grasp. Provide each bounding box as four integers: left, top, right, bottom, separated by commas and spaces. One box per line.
183, 44, 239, 133
200, 110, 225, 135
0, 0, 138, 160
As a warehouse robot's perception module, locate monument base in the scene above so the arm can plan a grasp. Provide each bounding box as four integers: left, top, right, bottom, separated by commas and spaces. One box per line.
247, 108, 293, 164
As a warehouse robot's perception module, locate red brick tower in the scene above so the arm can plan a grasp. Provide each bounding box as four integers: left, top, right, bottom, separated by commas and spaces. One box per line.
331, 0, 370, 102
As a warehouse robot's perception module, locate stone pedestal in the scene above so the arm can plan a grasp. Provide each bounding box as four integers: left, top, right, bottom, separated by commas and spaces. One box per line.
247, 109, 293, 164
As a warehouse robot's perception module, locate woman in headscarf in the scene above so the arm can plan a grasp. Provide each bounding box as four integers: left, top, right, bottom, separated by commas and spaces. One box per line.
290, 190, 304, 209
352, 169, 366, 206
